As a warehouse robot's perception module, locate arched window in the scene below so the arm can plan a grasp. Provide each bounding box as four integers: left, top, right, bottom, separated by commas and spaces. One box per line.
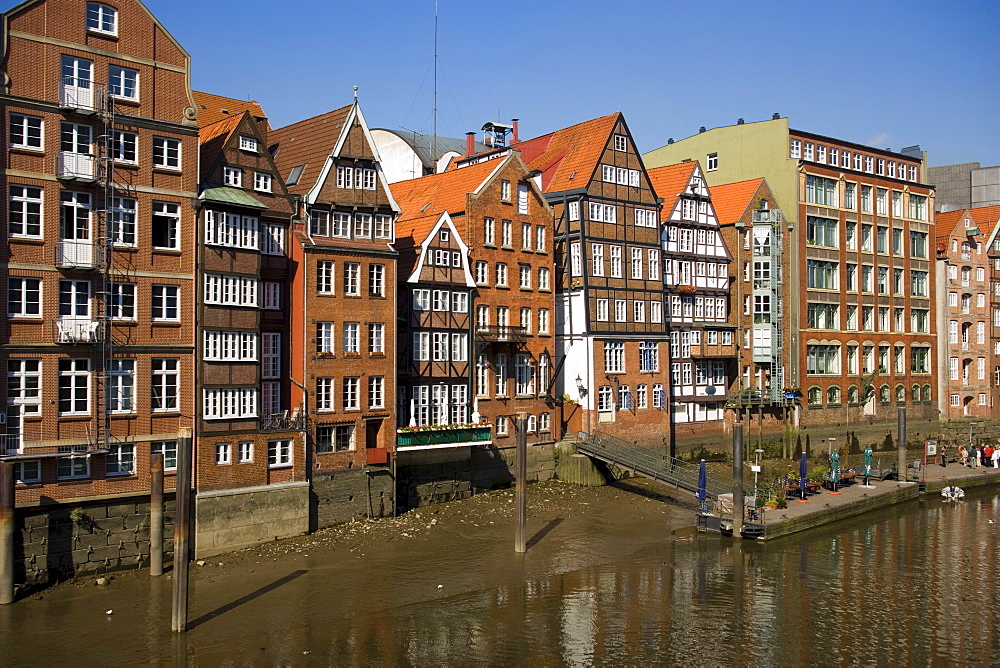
848, 385, 859, 404
827, 385, 841, 405
880, 384, 891, 403
922, 384, 933, 402
808, 386, 822, 405
895, 385, 905, 402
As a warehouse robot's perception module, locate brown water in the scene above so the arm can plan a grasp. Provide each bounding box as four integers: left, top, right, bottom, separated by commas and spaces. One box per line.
2, 483, 999, 666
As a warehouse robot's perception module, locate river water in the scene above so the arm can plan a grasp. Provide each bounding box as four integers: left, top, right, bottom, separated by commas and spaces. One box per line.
1, 481, 999, 666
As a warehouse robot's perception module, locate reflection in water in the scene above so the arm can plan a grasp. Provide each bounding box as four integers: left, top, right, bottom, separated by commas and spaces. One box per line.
4, 491, 1000, 664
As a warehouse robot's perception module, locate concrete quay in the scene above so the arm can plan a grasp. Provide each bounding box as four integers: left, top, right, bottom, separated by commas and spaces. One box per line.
756, 463, 1000, 541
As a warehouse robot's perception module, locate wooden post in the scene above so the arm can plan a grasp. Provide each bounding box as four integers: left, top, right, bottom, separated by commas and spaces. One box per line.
514, 412, 527, 553
0, 462, 14, 605
733, 421, 744, 539
171, 427, 192, 632
897, 408, 907, 481
150, 452, 164, 577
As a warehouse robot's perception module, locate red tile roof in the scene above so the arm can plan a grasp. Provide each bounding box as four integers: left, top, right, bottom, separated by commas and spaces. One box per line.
515, 113, 620, 192
270, 105, 353, 196
193, 91, 267, 128
709, 178, 768, 224
646, 162, 697, 221
936, 205, 1000, 244
393, 159, 504, 246
197, 113, 245, 181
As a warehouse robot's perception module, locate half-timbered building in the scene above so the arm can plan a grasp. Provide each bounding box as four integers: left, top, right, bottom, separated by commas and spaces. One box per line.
647, 161, 735, 430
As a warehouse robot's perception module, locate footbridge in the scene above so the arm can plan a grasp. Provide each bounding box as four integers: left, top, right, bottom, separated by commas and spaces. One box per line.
575, 430, 735, 500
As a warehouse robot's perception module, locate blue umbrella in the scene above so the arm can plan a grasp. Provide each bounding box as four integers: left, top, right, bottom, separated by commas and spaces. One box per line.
696, 459, 707, 509
800, 451, 808, 500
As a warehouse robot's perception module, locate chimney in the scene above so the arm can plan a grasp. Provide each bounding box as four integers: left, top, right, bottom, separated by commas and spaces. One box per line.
737, 118, 744, 125
699, 126, 706, 133
465, 132, 475, 157
772, 112, 780, 120
511, 119, 519, 144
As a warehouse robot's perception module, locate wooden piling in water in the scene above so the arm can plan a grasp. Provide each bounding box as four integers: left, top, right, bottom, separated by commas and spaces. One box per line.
733, 422, 744, 539
171, 428, 192, 632
150, 452, 164, 577
515, 412, 527, 553
0, 461, 13, 605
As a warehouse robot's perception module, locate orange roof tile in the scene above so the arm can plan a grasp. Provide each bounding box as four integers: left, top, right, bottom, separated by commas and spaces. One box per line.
709, 178, 768, 224
197, 113, 245, 182
270, 105, 352, 196
936, 205, 1000, 244
516, 113, 621, 192
193, 91, 267, 128
393, 159, 504, 244
646, 162, 697, 220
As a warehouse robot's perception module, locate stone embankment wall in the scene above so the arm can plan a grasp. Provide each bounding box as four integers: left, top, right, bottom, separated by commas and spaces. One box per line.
311, 467, 394, 530
194, 481, 309, 559
397, 443, 556, 509
14, 495, 175, 586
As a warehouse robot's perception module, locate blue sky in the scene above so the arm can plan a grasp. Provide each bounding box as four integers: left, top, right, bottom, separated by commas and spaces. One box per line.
145, 0, 999, 167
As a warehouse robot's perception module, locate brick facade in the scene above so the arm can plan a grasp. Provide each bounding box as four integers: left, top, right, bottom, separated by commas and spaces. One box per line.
2, 0, 198, 502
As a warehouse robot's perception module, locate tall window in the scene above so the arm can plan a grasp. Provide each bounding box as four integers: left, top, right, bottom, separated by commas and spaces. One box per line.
7, 359, 41, 415
640, 342, 658, 372
317, 261, 335, 294
344, 263, 360, 296
369, 264, 385, 296
58, 358, 90, 414
152, 359, 179, 411
151, 202, 180, 250
604, 342, 624, 373
9, 185, 42, 237
152, 285, 179, 320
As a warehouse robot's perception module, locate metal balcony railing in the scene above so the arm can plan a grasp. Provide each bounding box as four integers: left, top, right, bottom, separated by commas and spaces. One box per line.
55, 240, 100, 269
59, 77, 96, 111
260, 412, 307, 432
475, 326, 527, 343
57, 151, 97, 181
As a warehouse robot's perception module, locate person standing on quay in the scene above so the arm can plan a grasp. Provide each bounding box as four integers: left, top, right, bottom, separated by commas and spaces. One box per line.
940, 445, 948, 467
993, 444, 1000, 468
973, 445, 981, 469
985, 444, 995, 468
960, 446, 969, 467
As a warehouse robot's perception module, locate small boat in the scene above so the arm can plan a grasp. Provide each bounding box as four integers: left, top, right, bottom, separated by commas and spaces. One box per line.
941, 485, 965, 501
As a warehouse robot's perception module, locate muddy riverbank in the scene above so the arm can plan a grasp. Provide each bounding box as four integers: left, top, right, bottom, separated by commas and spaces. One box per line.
1, 478, 694, 665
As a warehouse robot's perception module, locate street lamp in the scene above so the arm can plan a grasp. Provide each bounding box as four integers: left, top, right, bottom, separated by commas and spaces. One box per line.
969, 422, 977, 449
575, 375, 587, 398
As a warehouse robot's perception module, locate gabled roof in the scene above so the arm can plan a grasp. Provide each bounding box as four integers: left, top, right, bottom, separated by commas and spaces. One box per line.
197, 113, 244, 182
646, 162, 698, 220
193, 91, 267, 128
515, 113, 621, 193
937, 205, 1000, 242
392, 158, 505, 247
269, 105, 353, 196
709, 178, 768, 224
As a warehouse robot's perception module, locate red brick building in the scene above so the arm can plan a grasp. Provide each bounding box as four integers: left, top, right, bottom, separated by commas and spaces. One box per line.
938, 206, 1000, 417
392, 151, 557, 450
192, 92, 304, 492
512, 114, 671, 447
1, 0, 198, 501
270, 98, 398, 474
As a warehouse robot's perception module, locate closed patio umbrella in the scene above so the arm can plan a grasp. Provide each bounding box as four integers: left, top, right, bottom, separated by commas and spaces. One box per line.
799, 451, 808, 500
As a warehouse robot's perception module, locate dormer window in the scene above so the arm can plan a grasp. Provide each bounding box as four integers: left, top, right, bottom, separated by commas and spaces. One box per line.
86, 3, 117, 36
439, 229, 449, 242
253, 172, 272, 193
239, 135, 258, 152
614, 134, 627, 152
501, 179, 511, 202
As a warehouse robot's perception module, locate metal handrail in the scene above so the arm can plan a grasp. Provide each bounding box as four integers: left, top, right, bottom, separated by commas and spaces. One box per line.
578, 430, 734, 499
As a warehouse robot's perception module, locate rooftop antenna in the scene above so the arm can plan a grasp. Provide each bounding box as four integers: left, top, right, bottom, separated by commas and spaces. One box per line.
353, 85, 358, 100
432, 0, 438, 161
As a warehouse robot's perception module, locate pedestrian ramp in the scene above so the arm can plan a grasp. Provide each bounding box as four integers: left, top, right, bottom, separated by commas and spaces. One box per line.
575, 431, 735, 499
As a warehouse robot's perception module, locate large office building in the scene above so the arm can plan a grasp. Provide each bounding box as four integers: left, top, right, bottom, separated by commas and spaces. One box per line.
645, 117, 938, 427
